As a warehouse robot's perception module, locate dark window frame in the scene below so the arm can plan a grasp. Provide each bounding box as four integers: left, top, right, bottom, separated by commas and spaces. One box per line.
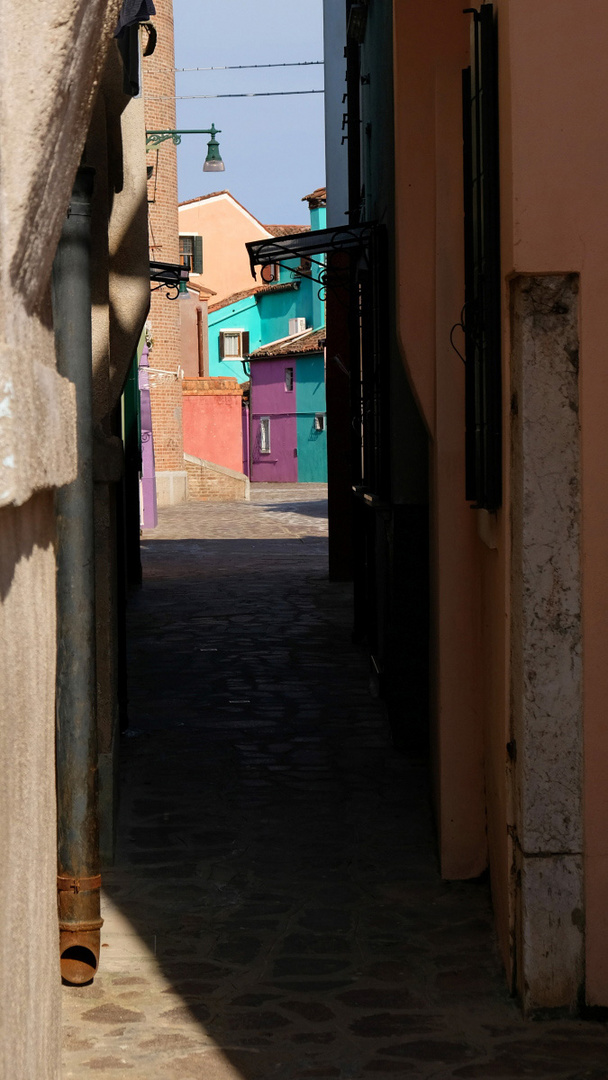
179, 233, 203, 275
462, 3, 502, 511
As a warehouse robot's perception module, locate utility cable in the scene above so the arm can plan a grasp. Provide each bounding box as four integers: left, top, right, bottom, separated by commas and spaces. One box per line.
175, 61, 324, 72
147, 89, 325, 102
177, 89, 324, 99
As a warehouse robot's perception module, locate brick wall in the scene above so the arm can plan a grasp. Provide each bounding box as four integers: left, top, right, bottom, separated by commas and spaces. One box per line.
143, 0, 184, 473
182, 377, 244, 396
185, 455, 250, 502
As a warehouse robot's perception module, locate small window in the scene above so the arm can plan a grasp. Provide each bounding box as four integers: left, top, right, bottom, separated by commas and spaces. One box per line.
260, 417, 271, 453
285, 367, 294, 392
219, 330, 250, 359
179, 234, 203, 274
314, 413, 326, 432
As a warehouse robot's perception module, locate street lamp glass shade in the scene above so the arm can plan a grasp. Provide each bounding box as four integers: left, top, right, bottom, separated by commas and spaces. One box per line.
204, 134, 224, 172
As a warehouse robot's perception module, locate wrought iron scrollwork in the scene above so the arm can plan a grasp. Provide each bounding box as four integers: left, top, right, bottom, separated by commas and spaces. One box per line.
149, 261, 188, 300
246, 222, 377, 292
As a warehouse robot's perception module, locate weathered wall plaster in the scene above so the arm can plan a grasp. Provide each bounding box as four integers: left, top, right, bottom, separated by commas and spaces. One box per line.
0, 495, 61, 1080
510, 274, 583, 1011
0, 2, 124, 1074
0, 0, 121, 509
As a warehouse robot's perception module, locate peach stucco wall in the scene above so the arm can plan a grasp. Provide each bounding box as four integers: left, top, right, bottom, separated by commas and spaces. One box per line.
496, 0, 608, 1006
182, 380, 243, 474
395, 0, 608, 1003
178, 193, 272, 306
393, 0, 489, 893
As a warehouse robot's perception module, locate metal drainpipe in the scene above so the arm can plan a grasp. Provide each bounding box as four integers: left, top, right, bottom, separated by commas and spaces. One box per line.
53, 165, 103, 985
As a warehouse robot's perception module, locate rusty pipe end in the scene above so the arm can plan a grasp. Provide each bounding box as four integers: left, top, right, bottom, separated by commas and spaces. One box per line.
59, 929, 100, 985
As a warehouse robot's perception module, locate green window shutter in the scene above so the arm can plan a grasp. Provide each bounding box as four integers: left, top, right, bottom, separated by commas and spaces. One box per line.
193, 235, 203, 274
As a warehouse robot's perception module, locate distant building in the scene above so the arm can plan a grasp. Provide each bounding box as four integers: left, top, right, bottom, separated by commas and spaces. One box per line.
249, 329, 327, 483
205, 191, 326, 382
178, 190, 307, 306
179, 189, 327, 484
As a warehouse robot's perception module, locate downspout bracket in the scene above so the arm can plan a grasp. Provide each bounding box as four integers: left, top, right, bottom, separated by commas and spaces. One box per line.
57, 874, 102, 894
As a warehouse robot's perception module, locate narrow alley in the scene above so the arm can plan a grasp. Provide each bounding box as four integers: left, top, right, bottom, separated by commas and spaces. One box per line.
62, 487, 608, 1079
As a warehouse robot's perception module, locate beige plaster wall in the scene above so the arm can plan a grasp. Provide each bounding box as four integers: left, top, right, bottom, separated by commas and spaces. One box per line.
0, 1, 123, 1073
0, 495, 62, 1079
178, 193, 272, 305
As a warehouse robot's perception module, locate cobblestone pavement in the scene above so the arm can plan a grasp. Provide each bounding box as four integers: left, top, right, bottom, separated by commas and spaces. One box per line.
63, 486, 608, 1078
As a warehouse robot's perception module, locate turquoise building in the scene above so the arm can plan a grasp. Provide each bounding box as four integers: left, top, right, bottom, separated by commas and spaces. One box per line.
206, 194, 327, 385
294, 351, 327, 483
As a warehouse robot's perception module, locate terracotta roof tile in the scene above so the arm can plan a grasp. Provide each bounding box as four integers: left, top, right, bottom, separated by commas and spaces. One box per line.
178, 190, 229, 206
208, 285, 261, 313
208, 278, 300, 314
302, 187, 327, 207
263, 224, 310, 237
249, 327, 326, 359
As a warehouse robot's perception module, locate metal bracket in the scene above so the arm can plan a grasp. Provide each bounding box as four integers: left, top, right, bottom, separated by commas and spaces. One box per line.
57, 874, 102, 894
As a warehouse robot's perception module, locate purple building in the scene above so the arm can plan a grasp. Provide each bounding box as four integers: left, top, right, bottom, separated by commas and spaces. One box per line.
249, 330, 327, 483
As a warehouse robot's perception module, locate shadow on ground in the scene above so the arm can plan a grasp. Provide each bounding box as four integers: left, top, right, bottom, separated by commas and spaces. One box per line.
256, 499, 329, 519
62, 524, 608, 1079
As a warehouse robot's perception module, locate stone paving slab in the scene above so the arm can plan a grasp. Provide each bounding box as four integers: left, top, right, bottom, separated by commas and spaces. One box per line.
63, 487, 608, 1078
142, 483, 329, 541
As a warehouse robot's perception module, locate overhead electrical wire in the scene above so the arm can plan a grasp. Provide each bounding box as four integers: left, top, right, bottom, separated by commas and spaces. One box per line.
175, 61, 324, 72
177, 90, 324, 99
148, 90, 325, 101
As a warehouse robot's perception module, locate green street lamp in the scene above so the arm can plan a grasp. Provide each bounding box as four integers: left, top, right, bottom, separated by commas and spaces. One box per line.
145, 123, 225, 172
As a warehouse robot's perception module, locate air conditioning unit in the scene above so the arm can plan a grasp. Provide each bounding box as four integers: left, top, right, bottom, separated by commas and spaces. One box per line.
289, 317, 307, 336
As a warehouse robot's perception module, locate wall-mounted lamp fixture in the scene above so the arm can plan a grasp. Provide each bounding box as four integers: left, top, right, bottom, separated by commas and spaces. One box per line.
145, 123, 225, 172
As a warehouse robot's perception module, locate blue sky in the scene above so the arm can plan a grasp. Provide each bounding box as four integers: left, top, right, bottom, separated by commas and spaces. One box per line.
173, 0, 325, 226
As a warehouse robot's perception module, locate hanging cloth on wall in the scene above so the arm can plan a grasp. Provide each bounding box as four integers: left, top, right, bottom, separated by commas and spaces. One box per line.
114, 0, 156, 97
114, 0, 156, 36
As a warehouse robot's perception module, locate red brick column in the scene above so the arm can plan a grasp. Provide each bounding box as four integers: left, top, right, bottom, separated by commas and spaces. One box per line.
143, 0, 185, 490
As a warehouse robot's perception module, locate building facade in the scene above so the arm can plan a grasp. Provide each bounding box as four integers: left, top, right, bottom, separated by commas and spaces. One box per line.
317, 0, 608, 1013
249, 332, 327, 484
178, 190, 277, 305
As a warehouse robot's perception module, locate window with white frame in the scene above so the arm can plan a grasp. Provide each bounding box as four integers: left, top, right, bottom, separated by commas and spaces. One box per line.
314, 413, 326, 432
219, 329, 249, 359
259, 417, 271, 453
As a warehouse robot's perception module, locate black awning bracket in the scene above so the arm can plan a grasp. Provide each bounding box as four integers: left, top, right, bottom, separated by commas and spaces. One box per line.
149, 260, 189, 300
246, 221, 377, 284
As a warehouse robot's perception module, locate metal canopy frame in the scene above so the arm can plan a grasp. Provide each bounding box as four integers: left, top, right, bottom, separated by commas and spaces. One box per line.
246, 221, 377, 288
149, 260, 189, 300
